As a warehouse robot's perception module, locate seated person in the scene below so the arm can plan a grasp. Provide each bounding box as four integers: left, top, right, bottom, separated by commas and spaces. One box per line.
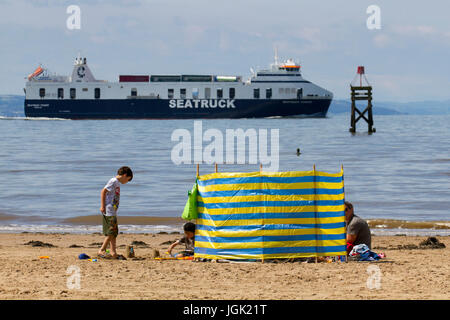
345, 201, 371, 254
167, 222, 195, 258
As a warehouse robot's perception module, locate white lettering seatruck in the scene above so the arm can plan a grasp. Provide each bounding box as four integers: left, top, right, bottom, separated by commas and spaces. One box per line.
169, 99, 236, 109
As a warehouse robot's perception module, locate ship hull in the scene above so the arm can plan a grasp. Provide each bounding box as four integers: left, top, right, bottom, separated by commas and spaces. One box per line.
24, 98, 331, 119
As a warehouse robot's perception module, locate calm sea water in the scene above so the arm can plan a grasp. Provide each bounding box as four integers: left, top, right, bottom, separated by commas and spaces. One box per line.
0, 114, 449, 234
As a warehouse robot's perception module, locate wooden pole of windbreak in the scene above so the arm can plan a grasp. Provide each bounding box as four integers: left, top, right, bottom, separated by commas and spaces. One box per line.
215, 163, 218, 173
314, 164, 318, 263
260, 164, 265, 264
196, 164, 199, 177
341, 164, 348, 263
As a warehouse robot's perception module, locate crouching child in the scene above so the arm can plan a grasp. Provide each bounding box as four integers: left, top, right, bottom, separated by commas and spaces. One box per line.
167, 222, 195, 258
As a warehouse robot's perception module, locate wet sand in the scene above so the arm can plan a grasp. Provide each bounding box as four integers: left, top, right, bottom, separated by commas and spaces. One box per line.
63, 215, 184, 226
0, 233, 449, 300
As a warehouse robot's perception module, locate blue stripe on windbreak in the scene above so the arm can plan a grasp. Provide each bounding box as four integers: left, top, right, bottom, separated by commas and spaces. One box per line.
194, 245, 346, 256
197, 211, 344, 221
197, 199, 344, 209
198, 188, 344, 198
196, 222, 345, 232
198, 176, 341, 187
195, 233, 345, 243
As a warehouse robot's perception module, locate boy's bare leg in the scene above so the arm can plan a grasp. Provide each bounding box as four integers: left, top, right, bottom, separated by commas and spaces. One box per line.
98, 236, 111, 255
110, 236, 118, 257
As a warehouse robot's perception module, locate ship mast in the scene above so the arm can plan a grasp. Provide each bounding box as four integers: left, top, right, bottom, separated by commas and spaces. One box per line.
274, 46, 279, 66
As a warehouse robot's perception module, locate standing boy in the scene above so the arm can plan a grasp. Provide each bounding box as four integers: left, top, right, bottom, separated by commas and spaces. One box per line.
98, 166, 133, 259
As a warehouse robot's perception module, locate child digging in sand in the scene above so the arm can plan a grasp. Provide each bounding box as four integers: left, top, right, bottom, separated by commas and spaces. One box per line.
167, 222, 195, 258
98, 166, 133, 259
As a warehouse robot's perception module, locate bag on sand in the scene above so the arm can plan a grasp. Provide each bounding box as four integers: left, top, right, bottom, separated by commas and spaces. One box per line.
182, 182, 198, 220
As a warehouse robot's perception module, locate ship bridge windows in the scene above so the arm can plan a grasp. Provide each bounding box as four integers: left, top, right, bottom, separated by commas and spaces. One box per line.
95, 88, 101, 99
70, 88, 76, 99
131, 88, 137, 97
253, 88, 260, 99
266, 88, 272, 99
205, 88, 211, 99
192, 88, 199, 99
168, 88, 174, 99
39, 88, 45, 99
279, 67, 300, 72
58, 88, 64, 99
229, 88, 235, 99
180, 88, 186, 99
217, 88, 223, 99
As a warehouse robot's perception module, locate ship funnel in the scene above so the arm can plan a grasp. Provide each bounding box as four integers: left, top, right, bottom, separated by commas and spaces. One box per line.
70, 57, 97, 82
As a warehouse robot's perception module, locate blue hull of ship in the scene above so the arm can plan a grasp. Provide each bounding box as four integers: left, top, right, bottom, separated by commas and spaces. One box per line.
24, 99, 331, 119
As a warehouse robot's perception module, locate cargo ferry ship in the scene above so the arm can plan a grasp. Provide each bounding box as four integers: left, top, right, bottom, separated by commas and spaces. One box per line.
24, 55, 333, 119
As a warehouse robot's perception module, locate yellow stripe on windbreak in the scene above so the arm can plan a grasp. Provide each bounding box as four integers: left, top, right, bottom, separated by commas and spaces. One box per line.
261, 251, 347, 258
195, 239, 346, 250
315, 170, 343, 178
194, 251, 347, 260
198, 181, 343, 193
198, 205, 345, 215
197, 216, 344, 227
195, 227, 346, 238
198, 170, 342, 179
194, 253, 263, 260
198, 193, 344, 204
198, 171, 317, 181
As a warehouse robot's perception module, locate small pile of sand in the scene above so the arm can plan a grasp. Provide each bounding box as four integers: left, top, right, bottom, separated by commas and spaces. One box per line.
160, 240, 177, 245
130, 240, 150, 248
24, 240, 55, 248
419, 237, 446, 249
374, 236, 446, 250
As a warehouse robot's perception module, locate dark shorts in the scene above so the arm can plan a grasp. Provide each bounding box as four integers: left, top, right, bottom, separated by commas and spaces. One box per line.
102, 215, 118, 237
179, 250, 194, 257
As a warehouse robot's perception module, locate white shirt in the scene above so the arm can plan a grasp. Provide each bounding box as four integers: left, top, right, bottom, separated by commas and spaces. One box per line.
104, 177, 120, 216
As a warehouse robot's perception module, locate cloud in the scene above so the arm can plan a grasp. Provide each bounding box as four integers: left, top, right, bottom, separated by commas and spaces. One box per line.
373, 34, 391, 48
393, 25, 437, 36
294, 28, 327, 54
184, 25, 207, 46
368, 74, 450, 101
1, 0, 450, 101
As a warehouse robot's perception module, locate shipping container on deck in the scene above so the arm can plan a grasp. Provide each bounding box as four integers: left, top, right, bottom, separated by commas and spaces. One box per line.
119, 75, 149, 82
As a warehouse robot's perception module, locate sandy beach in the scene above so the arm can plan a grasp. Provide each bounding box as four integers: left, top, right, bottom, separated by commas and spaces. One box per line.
0, 232, 449, 300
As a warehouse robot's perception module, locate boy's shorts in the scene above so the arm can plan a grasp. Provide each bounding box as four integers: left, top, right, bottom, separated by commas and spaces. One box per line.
102, 215, 118, 237
179, 250, 194, 257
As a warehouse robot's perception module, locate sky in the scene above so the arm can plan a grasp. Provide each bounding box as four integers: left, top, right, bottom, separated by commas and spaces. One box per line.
1, 0, 449, 101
